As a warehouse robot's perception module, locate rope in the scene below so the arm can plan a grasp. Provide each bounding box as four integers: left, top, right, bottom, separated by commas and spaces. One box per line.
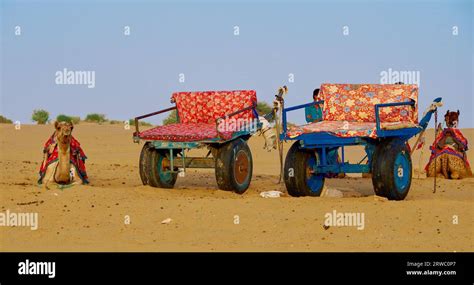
418, 145, 423, 179
274, 100, 284, 184
411, 131, 426, 179
273, 86, 287, 184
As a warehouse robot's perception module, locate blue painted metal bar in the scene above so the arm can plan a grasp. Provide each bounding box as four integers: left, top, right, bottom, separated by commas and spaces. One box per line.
282, 100, 324, 138
341, 146, 345, 165
365, 144, 375, 166
321, 147, 327, 166
418, 97, 442, 129
282, 108, 288, 137
375, 127, 421, 139
314, 163, 370, 174
251, 107, 259, 119
297, 133, 368, 147
284, 100, 323, 112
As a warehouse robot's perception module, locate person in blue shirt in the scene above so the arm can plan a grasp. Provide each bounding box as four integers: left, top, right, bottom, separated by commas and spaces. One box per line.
304, 88, 346, 178
305, 88, 323, 123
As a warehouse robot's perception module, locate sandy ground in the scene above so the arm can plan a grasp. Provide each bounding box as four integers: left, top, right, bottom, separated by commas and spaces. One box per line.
0, 123, 472, 252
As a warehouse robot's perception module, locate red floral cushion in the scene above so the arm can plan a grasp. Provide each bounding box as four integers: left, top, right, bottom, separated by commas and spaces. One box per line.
320, 84, 418, 123
138, 123, 233, 142
287, 121, 417, 139
172, 90, 257, 124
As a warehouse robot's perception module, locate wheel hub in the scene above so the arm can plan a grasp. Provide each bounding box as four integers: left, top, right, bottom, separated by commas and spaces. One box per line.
306, 155, 324, 193
234, 151, 249, 185
394, 152, 410, 192
161, 157, 170, 170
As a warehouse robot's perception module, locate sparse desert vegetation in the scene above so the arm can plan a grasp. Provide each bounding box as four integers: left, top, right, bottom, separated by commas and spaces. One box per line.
129, 119, 153, 127
162, 110, 178, 125
85, 113, 107, 124
31, 109, 50, 125
0, 115, 13, 124
56, 114, 81, 124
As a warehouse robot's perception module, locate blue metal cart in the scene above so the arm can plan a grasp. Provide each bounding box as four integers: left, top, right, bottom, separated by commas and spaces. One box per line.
278, 85, 442, 200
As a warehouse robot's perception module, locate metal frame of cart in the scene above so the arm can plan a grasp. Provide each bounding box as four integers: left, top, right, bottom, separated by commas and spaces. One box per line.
279, 89, 442, 200
133, 91, 261, 194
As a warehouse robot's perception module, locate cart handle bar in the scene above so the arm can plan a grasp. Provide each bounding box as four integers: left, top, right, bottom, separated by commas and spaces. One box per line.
134, 106, 177, 137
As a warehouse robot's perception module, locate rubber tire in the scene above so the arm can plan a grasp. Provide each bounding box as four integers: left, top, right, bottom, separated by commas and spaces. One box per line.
215, 139, 253, 194
139, 142, 154, 185
284, 141, 325, 197
147, 149, 178, 189
371, 140, 412, 200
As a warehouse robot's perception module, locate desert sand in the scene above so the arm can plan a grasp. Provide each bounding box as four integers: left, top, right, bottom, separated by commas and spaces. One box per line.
0, 123, 472, 252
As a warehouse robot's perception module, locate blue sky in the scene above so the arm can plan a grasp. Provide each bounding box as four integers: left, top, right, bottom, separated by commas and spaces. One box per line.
1, 0, 472, 127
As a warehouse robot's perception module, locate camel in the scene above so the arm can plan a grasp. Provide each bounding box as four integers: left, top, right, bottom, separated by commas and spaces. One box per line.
258, 116, 276, 151
427, 151, 472, 179
444, 110, 460, 128
40, 121, 87, 189
426, 110, 472, 179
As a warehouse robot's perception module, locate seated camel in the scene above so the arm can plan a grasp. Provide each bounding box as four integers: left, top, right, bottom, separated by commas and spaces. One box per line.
38, 121, 89, 189
427, 151, 472, 179
426, 110, 472, 179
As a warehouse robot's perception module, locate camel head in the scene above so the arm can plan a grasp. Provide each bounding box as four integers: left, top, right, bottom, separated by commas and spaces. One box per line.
444, 110, 460, 128
54, 121, 74, 144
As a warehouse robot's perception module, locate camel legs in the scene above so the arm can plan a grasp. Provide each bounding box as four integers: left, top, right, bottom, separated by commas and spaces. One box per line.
427, 153, 472, 180
42, 161, 58, 190
41, 162, 83, 189
70, 166, 83, 186
427, 156, 443, 178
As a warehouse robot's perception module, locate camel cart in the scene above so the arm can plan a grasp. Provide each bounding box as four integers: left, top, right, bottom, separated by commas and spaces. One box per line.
133, 90, 261, 194
277, 84, 442, 200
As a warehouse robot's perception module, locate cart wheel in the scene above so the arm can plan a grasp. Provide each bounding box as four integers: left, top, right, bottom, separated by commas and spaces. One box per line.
147, 149, 178, 189
139, 142, 154, 185
215, 138, 253, 194
371, 140, 412, 200
284, 141, 325, 197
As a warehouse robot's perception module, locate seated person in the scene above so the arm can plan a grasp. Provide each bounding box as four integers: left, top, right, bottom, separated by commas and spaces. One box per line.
305, 88, 323, 123
305, 88, 345, 178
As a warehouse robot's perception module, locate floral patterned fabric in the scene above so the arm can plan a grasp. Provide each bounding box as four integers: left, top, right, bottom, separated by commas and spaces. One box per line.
287, 121, 417, 139
320, 84, 418, 123
138, 90, 257, 142
431, 128, 468, 151
287, 84, 419, 138
138, 123, 234, 142
172, 90, 257, 124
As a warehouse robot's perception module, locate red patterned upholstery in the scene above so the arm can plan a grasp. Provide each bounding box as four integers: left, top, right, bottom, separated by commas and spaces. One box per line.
138, 123, 234, 142
288, 84, 419, 138
172, 90, 257, 123
138, 90, 257, 142
321, 84, 418, 123
287, 121, 417, 139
